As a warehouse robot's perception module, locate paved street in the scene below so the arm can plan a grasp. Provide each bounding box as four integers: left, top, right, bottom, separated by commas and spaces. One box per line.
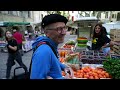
0, 35, 77, 79
0, 50, 32, 79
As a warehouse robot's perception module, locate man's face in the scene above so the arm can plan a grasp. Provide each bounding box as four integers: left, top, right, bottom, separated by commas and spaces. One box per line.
45, 22, 67, 44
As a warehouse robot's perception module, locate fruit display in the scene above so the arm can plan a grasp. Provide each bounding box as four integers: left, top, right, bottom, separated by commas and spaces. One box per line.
63, 44, 75, 49
62, 40, 76, 49
62, 66, 111, 79
73, 66, 111, 79
58, 48, 74, 63
65, 40, 76, 45
58, 50, 68, 58
59, 57, 65, 63
80, 50, 108, 64
103, 57, 120, 79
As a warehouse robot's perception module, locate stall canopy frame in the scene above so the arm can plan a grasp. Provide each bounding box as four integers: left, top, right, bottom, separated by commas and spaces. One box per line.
0, 21, 30, 26
67, 17, 100, 38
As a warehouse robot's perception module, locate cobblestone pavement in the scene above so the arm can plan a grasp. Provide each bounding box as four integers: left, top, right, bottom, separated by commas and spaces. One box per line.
0, 35, 77, 79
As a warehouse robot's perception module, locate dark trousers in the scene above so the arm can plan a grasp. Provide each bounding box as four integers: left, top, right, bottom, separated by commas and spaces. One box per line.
18, 43, 24, 56
6, 51, 28, 79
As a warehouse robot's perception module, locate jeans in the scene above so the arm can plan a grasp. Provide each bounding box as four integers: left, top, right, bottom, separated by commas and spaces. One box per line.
6, 51, 28, 79
102, 47, 110, 55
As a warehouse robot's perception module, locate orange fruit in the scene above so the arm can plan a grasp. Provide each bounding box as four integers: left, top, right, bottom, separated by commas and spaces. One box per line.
84, 74, 89, 78
105, 73, 109, 78
89, 76, 94, 79
94, 76, 99, 79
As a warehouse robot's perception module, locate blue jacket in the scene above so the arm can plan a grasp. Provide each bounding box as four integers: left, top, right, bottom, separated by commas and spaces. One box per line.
30, 36, 66, 79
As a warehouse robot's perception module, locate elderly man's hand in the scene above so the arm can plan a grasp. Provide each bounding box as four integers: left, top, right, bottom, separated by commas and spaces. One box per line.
64, 67, 74, 79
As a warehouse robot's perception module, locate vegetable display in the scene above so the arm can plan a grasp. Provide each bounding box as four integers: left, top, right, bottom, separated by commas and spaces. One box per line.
103, 58, 120, 79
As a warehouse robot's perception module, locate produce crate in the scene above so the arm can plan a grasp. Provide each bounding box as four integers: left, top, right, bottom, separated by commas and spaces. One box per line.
80, 50, 108, 64
110, 29, 120, 35
111, 41, 120, 55
110, 54, 120, 59
73, 64, 111, 79
61, 42, 77, 51
110, 36, 120, 41
64, 53, 81, 70
110, 29, 120, 41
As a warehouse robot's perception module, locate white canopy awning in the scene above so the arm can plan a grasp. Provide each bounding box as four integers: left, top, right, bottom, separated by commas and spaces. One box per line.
75, 17, 99, 22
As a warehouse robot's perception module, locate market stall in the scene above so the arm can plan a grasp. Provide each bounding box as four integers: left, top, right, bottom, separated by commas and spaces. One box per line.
58, 35, 120, 79
67, 17, 100, 38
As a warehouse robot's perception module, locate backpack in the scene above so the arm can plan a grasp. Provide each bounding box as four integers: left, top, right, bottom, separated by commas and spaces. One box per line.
12, 41, 58, 79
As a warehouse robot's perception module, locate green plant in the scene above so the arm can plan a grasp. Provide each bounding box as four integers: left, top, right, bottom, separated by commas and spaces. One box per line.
103, 58, 120, 79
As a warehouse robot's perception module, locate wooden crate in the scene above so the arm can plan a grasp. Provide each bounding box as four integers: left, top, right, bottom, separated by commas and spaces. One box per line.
112, 47, 120, 55
110, 29, 120, 35
110, 35, 120, 41
111, 41, 120, 55
110, 29, 120, 41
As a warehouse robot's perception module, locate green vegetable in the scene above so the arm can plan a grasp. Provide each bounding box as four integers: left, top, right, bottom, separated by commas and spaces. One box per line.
77, 43, 87, 47
66, 41, 75, 45
103, 58, 120, 79
77, 40, 88, 43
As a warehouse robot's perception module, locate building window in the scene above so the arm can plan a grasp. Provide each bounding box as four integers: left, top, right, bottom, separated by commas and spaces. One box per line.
8, 11, 13, 15
112, 14, 114, 18
12, 11, 18, 16
1, 11, 8, 14
19, 11, 23, 17
117, 13, 120, 21
41, 14, 43, 20
114, 14, 116, 18
105, 12, 108, 18
39, 12, 41, 20
28, 11, 31, 18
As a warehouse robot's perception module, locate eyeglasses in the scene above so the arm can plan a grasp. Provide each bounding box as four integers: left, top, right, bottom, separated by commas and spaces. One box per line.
46, 26, 68, 33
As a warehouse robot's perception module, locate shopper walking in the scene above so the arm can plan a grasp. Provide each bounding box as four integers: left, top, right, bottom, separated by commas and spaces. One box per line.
5, 30, 28, 79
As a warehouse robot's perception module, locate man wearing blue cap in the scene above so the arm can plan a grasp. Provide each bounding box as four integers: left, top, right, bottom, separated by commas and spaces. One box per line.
30, 14, 74, 79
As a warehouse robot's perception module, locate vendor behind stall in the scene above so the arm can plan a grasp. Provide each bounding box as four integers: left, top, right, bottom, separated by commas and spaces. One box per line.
91, 23, 114, 54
